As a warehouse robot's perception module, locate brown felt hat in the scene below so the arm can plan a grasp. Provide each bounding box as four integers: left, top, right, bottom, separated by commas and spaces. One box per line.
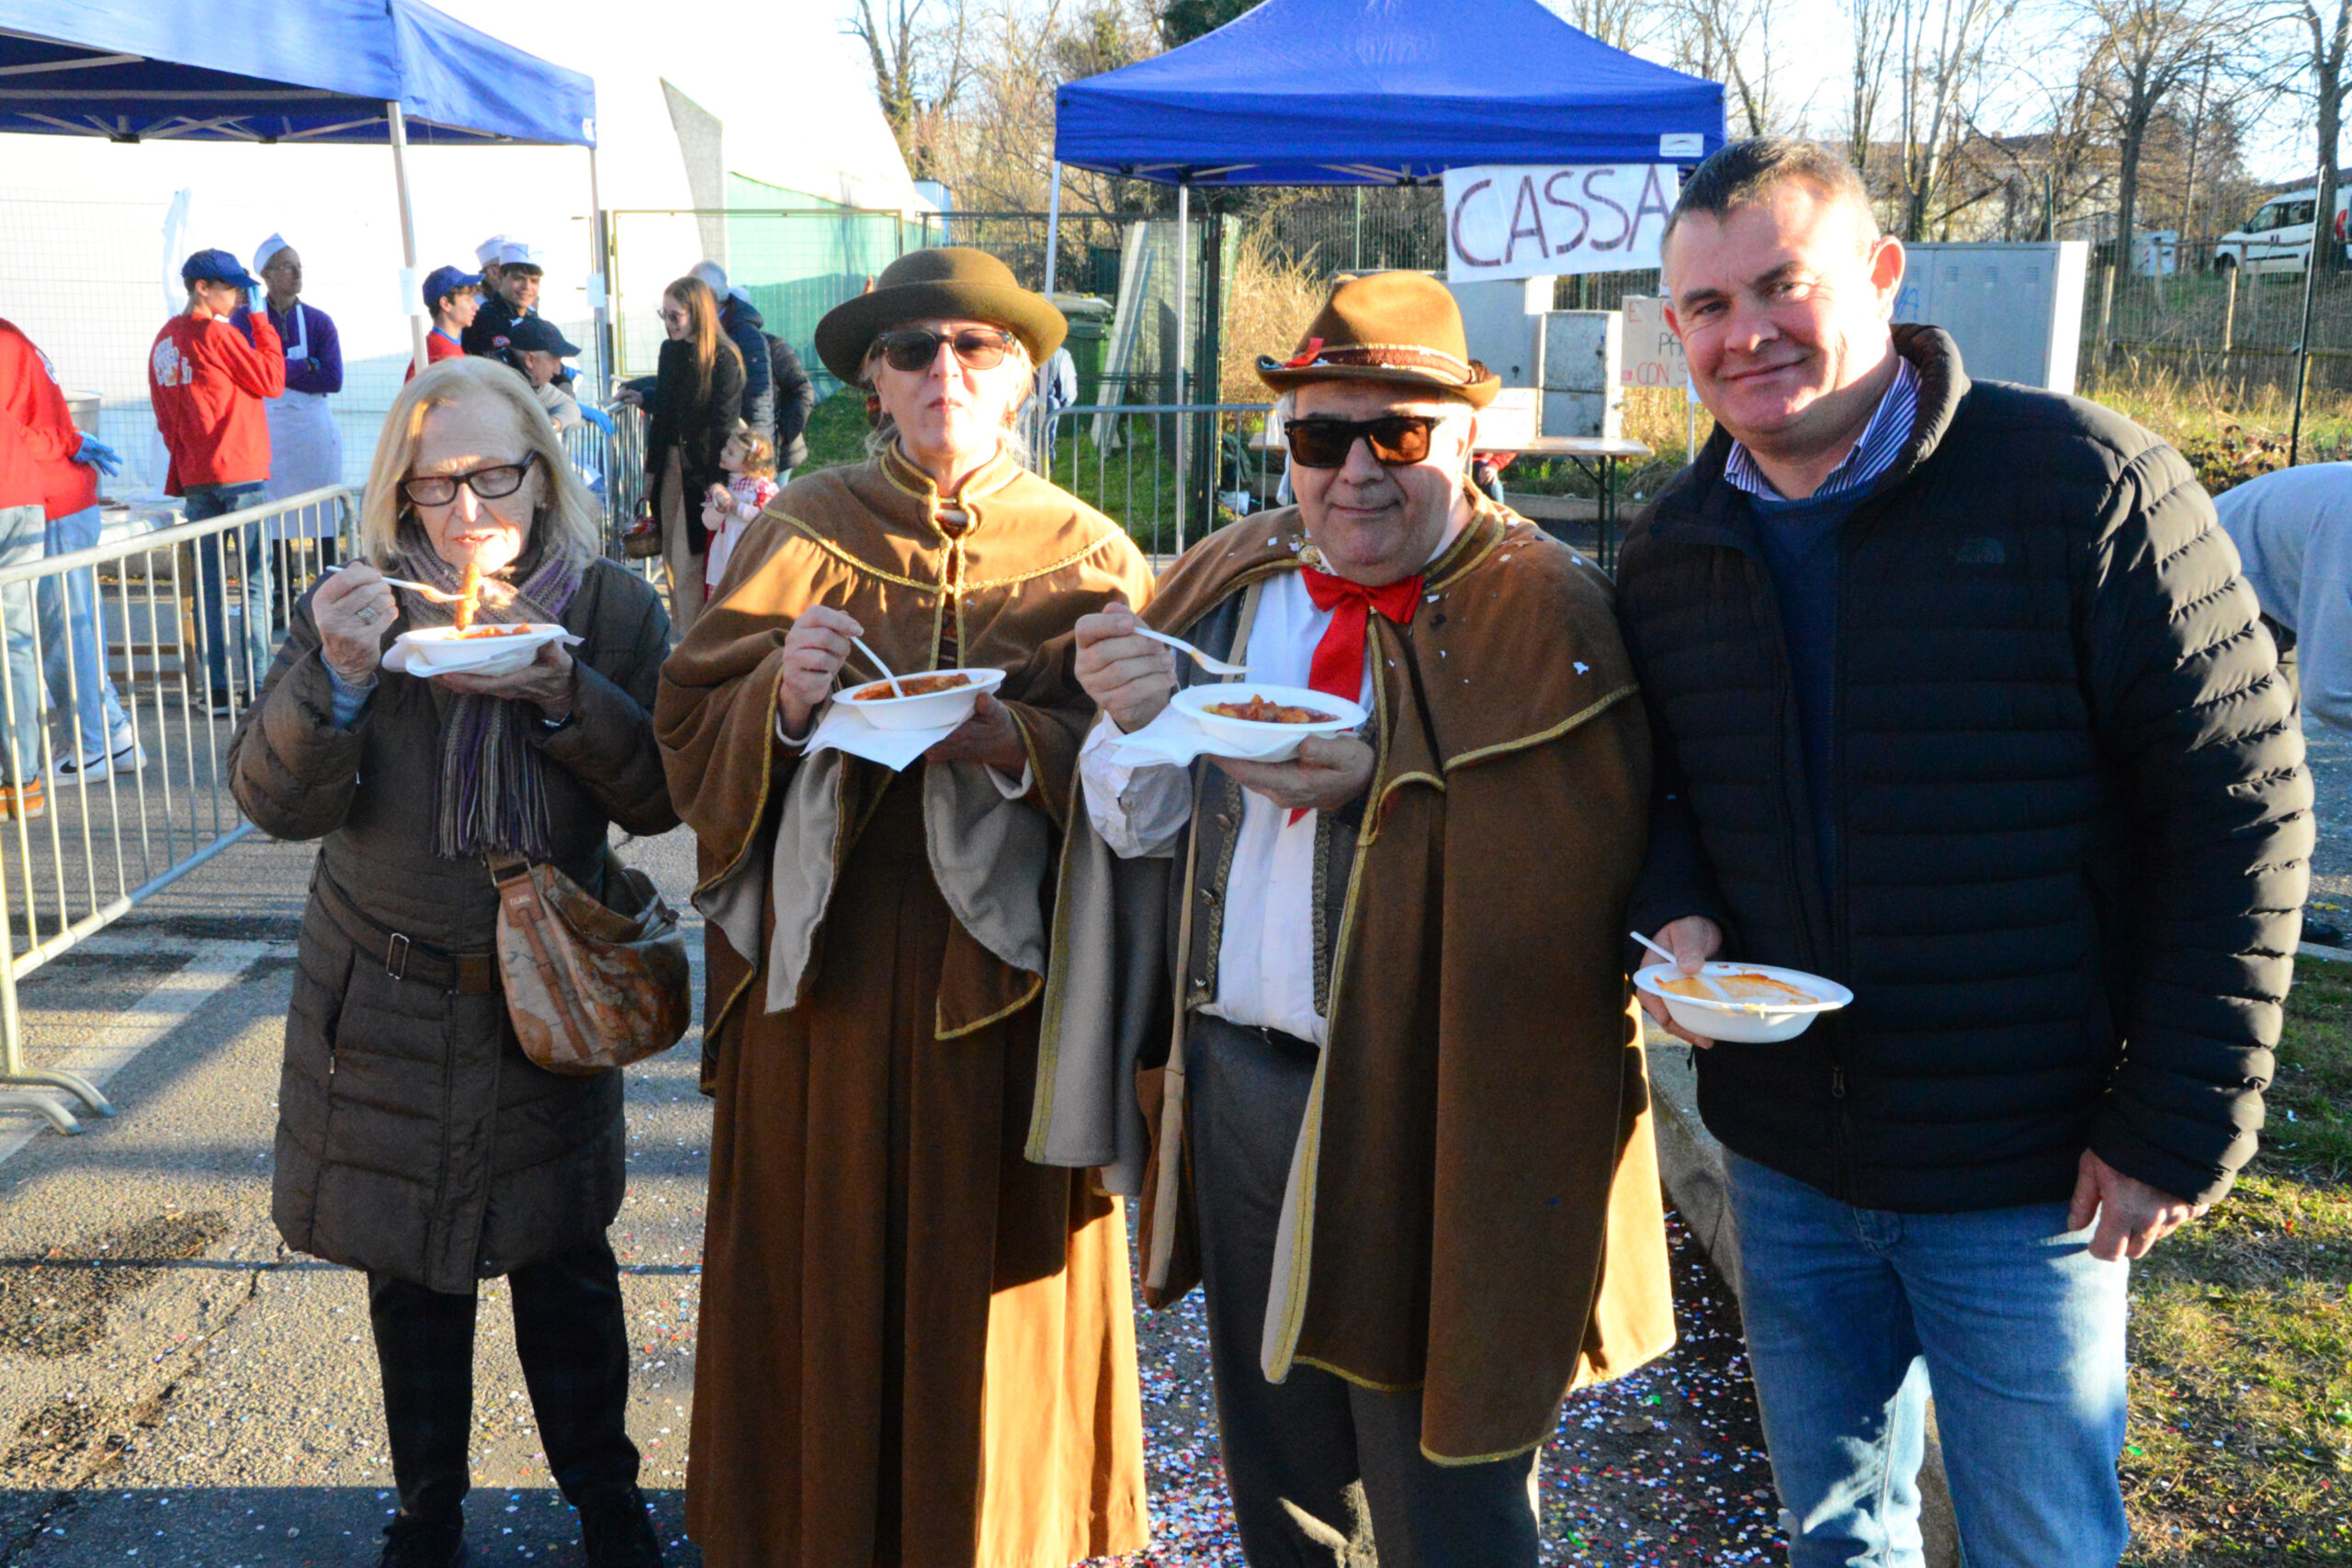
1256, 271, 1500, 410
814, 246, 1067, 386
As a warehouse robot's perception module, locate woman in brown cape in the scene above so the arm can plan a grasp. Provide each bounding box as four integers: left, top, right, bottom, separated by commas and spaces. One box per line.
654, 248, 1153, 1568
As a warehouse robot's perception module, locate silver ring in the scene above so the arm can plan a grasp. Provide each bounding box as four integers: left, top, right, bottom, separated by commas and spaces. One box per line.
357, 606, 378, 625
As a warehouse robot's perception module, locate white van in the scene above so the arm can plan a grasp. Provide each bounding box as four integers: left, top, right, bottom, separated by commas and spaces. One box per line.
2213, 186, 2351, 276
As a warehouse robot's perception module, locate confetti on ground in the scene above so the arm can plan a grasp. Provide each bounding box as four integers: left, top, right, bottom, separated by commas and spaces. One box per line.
1088, 1207, 1782, 1565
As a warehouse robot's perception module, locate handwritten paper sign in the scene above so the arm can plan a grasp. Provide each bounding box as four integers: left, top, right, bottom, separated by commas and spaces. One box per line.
1442, 164, 1679, 283
1619, 296, 1689, 388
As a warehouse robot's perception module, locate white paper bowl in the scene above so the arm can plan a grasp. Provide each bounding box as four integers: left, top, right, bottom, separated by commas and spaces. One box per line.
1634, 961, 1853, 1044
839, 667, 1006, 731
1172, 683, 1367, 762
390, 623, 570, 679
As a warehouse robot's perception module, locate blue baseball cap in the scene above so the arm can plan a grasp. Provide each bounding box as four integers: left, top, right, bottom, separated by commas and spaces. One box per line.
505, 315, 580, 358
423, 265, 483, 310
181, 248, 259, 289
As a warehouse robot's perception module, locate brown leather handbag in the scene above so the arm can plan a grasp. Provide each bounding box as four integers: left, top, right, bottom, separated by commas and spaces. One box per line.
488, 850, 691, 1075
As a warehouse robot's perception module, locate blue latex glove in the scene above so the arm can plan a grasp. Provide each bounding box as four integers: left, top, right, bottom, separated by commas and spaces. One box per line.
74, 434, 122, 477
580, 404, 616, 437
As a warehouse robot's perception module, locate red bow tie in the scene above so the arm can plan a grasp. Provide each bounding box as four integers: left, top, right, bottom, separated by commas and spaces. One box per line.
1300, 568, 1423, 708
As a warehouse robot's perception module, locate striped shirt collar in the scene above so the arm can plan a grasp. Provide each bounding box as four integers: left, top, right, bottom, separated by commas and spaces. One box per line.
1724, 355, 1920, 503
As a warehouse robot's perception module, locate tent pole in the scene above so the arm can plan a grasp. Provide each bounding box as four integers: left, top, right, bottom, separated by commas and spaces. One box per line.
1037, 161, 1063, 468
1044, 161, 1062, 298
589, 143, 613, 401
387, 102, 429, 378
1176, 178, 1190, 551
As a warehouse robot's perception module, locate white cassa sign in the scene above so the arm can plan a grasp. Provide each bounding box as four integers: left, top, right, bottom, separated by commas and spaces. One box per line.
1442, 164, 1679, 282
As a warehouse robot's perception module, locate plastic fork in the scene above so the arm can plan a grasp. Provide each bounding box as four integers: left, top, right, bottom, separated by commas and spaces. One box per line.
1137, 625, 1250, 676
850, 636, 906, 697
1629, 930, 1737, 1004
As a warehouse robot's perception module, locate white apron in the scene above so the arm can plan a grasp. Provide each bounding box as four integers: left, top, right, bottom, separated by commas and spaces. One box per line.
261, 304, 344, 537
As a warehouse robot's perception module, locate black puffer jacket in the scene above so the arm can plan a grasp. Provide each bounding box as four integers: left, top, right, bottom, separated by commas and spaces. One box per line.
1619, 326, 2311, 1213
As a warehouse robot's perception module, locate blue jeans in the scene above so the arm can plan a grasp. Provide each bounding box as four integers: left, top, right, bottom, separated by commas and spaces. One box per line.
1724, 1149, 2130, 1568
39, 507, 131, 761
182, 482, 270, 697
0, 504, 43, 784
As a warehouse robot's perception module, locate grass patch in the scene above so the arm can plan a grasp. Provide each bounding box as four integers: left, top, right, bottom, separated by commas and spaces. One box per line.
2120, 964, 2352, 1564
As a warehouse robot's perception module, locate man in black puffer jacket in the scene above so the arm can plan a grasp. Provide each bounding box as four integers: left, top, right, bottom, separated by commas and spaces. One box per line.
1619, 138, 2311, 1568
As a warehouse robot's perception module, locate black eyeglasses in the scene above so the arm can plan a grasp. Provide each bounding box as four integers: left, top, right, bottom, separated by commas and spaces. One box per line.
1282, 414, 1445, 469
399, 449, 539, 507
871, 326, 1015, 374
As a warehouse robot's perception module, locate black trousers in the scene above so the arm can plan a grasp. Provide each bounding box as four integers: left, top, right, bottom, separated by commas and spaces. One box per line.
368, 1234, 641, 1526
1187, 1015, 1541, 1568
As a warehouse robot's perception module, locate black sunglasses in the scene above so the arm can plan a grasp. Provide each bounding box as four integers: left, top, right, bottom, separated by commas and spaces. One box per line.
1282, 414, 1445, 469
871, 326, 1015, 374
399, 449, 539, 508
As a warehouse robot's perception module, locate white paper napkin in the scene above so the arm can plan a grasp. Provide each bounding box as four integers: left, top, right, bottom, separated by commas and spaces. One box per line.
797, 697, 965, 772
1096, 702, 1308, 769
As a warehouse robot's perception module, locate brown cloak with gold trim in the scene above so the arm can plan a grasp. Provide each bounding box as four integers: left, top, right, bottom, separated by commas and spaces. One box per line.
1032, 497, 1676, 1465
657, 445, 1154, 1567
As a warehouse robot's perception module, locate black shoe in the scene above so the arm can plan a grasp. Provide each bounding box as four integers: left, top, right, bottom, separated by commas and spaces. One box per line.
580, 1490, 663, 1568
207, 690, 235, 718
378, 1513, 468, 1568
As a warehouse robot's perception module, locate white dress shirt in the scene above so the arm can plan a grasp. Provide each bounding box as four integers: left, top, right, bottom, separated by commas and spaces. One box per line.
1079, 570, 1368, 1045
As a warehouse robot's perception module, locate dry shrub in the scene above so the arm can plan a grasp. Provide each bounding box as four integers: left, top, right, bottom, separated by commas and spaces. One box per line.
2092, 353, 2352, 494
1220, 225, 1327, 405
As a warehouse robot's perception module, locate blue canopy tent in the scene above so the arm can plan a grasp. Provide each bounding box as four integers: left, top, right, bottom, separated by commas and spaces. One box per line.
0, 0, 600, 374
1046, 0, 1725, 400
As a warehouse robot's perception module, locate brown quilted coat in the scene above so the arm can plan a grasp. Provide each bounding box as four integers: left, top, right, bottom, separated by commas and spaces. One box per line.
229, 558, 677, 1293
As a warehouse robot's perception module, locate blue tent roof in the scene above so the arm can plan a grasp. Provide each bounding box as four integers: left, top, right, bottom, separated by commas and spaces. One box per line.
1055, 0, 1723, 185
0, 0, 595, 146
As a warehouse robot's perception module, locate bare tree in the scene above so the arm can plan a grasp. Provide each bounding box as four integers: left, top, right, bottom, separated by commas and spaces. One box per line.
1889, 0, 2020, 239
1556, 0, 1670, 52
1843, 0, 1903, 173
849, 0, 977, 174
1674, 0, 1792, 135
2072, 0, 2254, 266
2288, 0, 2352, 268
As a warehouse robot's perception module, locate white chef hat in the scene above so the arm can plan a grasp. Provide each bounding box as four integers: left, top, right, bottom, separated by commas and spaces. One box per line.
496, 241, 545, 270
474, 234, 507, 265
252, 233, 292, 274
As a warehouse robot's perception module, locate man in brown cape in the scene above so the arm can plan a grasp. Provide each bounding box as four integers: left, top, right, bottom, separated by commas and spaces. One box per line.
1029, 272, 1677, 1566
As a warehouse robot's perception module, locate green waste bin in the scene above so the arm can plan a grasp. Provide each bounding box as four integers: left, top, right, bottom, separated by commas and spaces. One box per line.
1056, 296, 1114, 408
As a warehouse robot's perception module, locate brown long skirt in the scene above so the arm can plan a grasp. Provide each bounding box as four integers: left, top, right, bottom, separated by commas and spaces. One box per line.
685, 777, 1148, 1567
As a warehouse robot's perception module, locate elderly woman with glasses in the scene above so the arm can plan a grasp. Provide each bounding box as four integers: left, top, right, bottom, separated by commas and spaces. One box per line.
229, 355, 676, 1568
655, 248, 1152, 1567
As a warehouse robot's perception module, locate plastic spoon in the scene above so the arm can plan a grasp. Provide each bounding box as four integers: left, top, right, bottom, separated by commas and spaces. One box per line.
1629, 930, 1737, 1004
1136, 626, 1250, 676
850, 636, 906, 697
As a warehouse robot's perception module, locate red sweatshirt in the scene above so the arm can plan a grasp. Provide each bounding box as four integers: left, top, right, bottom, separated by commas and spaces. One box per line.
148, 309, 284, 495
0, 318, 88, 512
402, 328, 468, 383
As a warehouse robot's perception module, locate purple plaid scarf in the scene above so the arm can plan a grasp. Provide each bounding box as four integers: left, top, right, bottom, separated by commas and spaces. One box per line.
391, 545, 586, 861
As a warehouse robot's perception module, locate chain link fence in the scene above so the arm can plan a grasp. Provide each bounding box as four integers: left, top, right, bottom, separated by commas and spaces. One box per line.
2086, 239, 2352, 400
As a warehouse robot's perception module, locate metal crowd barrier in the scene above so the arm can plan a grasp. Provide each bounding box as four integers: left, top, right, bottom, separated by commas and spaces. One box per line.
561, 407, 648, 553
1037, 401, 1281, 563
0, 485, 354, 1134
